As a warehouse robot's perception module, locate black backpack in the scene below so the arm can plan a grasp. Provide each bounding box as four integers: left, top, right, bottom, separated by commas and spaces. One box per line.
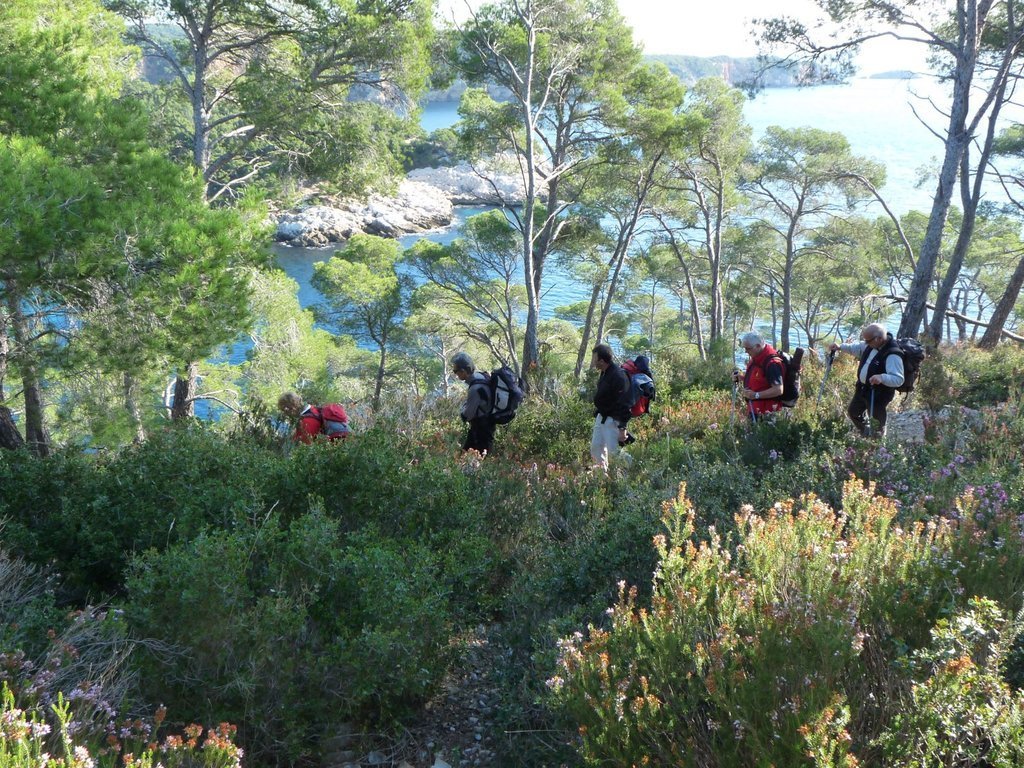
778, 347, 803, 407
758, 347, 803, 407
488, 366, 525, 425
892, 338, 926, 393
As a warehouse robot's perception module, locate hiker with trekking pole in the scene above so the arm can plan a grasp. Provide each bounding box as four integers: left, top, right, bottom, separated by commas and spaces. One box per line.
733, 332, 785, 423
829, 323, 905, 439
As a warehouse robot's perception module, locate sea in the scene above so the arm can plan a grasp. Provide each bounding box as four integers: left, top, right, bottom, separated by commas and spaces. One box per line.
263, 76, 1017, 363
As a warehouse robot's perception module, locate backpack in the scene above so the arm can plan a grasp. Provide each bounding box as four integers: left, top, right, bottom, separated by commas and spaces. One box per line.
756, 347, 803, 408
891, 337, 926, 393
488, 366, 525, 425
778, 347, 803, 407
622, 355, 656, 417
310, 404, 350, 439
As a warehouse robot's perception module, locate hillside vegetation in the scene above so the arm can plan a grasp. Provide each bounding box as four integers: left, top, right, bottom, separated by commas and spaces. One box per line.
2, 344, 1024, 767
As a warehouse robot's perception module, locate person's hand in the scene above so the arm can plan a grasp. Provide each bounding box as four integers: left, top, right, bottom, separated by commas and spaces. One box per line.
618, 426, 627, 440
829, 342, 840, 353
743, 388, 755, 401
869, 374, 883, 385
732, 370, 743, 383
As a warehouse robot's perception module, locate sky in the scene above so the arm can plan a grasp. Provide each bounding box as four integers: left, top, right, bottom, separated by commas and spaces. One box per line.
437, 0, 928, 75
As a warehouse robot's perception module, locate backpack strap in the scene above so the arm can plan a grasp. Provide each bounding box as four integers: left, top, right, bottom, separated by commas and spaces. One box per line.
305, 405, 326, 433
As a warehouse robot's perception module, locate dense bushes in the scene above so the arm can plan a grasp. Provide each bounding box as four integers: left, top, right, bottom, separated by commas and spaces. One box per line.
126, 510, 454, 762
553, 480, 1024, 766
2, 342, 1023, 766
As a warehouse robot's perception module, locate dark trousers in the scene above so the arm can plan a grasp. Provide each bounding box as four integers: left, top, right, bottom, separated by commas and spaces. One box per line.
463, 417, 496, 454
847, 384, 895, 437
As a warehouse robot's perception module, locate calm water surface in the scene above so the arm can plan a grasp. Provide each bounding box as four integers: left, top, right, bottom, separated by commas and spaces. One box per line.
260, 77, 1014, 364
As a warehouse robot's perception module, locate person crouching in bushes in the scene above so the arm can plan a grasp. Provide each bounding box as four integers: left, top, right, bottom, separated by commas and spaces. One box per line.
277, 392, 350, 444
733, 331, 784, 421
590, 343, 632, 471
829, 322, 905, 438
451, 352, 495, 455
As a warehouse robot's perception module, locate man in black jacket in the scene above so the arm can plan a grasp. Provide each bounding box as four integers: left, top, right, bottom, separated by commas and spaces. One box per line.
451, 351, 495, 454
829, 323, 905, 437
590, 343, 632, 470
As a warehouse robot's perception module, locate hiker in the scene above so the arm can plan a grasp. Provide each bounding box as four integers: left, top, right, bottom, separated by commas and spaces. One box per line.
829, 322, 905, 438
733, 331, 785, 420
451, 352, 495, 455
590, 343, 632, 470
277, 392, 350, 444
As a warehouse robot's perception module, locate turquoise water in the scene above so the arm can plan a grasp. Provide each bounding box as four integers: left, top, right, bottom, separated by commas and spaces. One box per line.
263, 77, 1013, 363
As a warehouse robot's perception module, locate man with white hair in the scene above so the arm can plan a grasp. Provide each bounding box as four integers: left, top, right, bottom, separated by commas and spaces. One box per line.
733, 331, 785, 420
829, 323, 905, 437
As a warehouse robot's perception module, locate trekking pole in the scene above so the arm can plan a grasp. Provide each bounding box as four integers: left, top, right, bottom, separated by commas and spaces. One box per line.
816, 350, 836, 406
730, 378, 738, 433
867, 388, 875, 438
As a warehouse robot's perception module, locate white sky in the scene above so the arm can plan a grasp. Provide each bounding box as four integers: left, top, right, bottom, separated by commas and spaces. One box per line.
437, 0, 928, 75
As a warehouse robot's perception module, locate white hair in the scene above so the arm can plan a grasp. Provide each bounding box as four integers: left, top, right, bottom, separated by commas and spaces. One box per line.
739, 331, 764, 347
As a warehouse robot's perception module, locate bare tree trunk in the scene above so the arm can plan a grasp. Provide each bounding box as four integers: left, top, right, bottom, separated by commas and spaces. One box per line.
979, 252, 1024, 348
517, 3, 541, 389
170, 362, 198, 421
0, 406, 23, 451
6, 294, 48, 456
0, 313, 19, 449
574, 282, 603, 380
900, 3, 983, 338
928, 75, 1006, 341
372, 345, 387, 411
124, 373, 146, 444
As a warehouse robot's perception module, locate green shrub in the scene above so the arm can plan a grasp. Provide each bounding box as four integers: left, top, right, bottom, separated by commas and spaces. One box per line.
552, 479, 1024, 767
0, 427, 280, 597
875, 597, 1024, 766
125, 510, 454, 764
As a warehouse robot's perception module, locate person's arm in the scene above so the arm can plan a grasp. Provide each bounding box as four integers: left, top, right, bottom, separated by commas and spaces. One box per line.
871, 353, 905, 388
612, 368, 632, 430
462, 379, 490, 421
760, 360, 785, 399
840, 341, 866, 356
743, 361, 784, 400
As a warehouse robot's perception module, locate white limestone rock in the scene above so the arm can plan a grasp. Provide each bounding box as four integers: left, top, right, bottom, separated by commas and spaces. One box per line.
274, 179, 454, 246
408, 160, 527, 205
886, 409, 927, 443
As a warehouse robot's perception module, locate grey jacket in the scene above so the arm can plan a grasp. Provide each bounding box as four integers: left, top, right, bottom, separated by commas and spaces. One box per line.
460, 371, 492, 422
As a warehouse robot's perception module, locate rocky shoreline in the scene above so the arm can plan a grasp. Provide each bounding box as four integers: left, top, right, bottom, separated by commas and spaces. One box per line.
274, 161, 527, 248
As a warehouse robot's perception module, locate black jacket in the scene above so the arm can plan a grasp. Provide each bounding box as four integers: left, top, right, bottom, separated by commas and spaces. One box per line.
593, 363, 631, 426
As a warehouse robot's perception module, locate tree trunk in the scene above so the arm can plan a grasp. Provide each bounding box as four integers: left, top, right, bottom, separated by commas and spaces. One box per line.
573, 282, 603, 380
6, 293, 49, 456
373, 345, 387, 410
0, 308, 17, 450
170, 362, 198, 421
928, 71, 1006, 341
979, 253, 1024, 348
124, 373, 146, 444
0, 405, 23, 451
899, 4, 980, 338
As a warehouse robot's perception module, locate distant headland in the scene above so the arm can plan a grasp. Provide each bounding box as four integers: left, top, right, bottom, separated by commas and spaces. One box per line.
423, 54, 832, 102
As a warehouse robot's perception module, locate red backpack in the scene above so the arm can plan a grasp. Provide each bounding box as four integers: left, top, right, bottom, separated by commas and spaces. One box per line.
621, 357, 656, 417
310, 404, 350, 439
